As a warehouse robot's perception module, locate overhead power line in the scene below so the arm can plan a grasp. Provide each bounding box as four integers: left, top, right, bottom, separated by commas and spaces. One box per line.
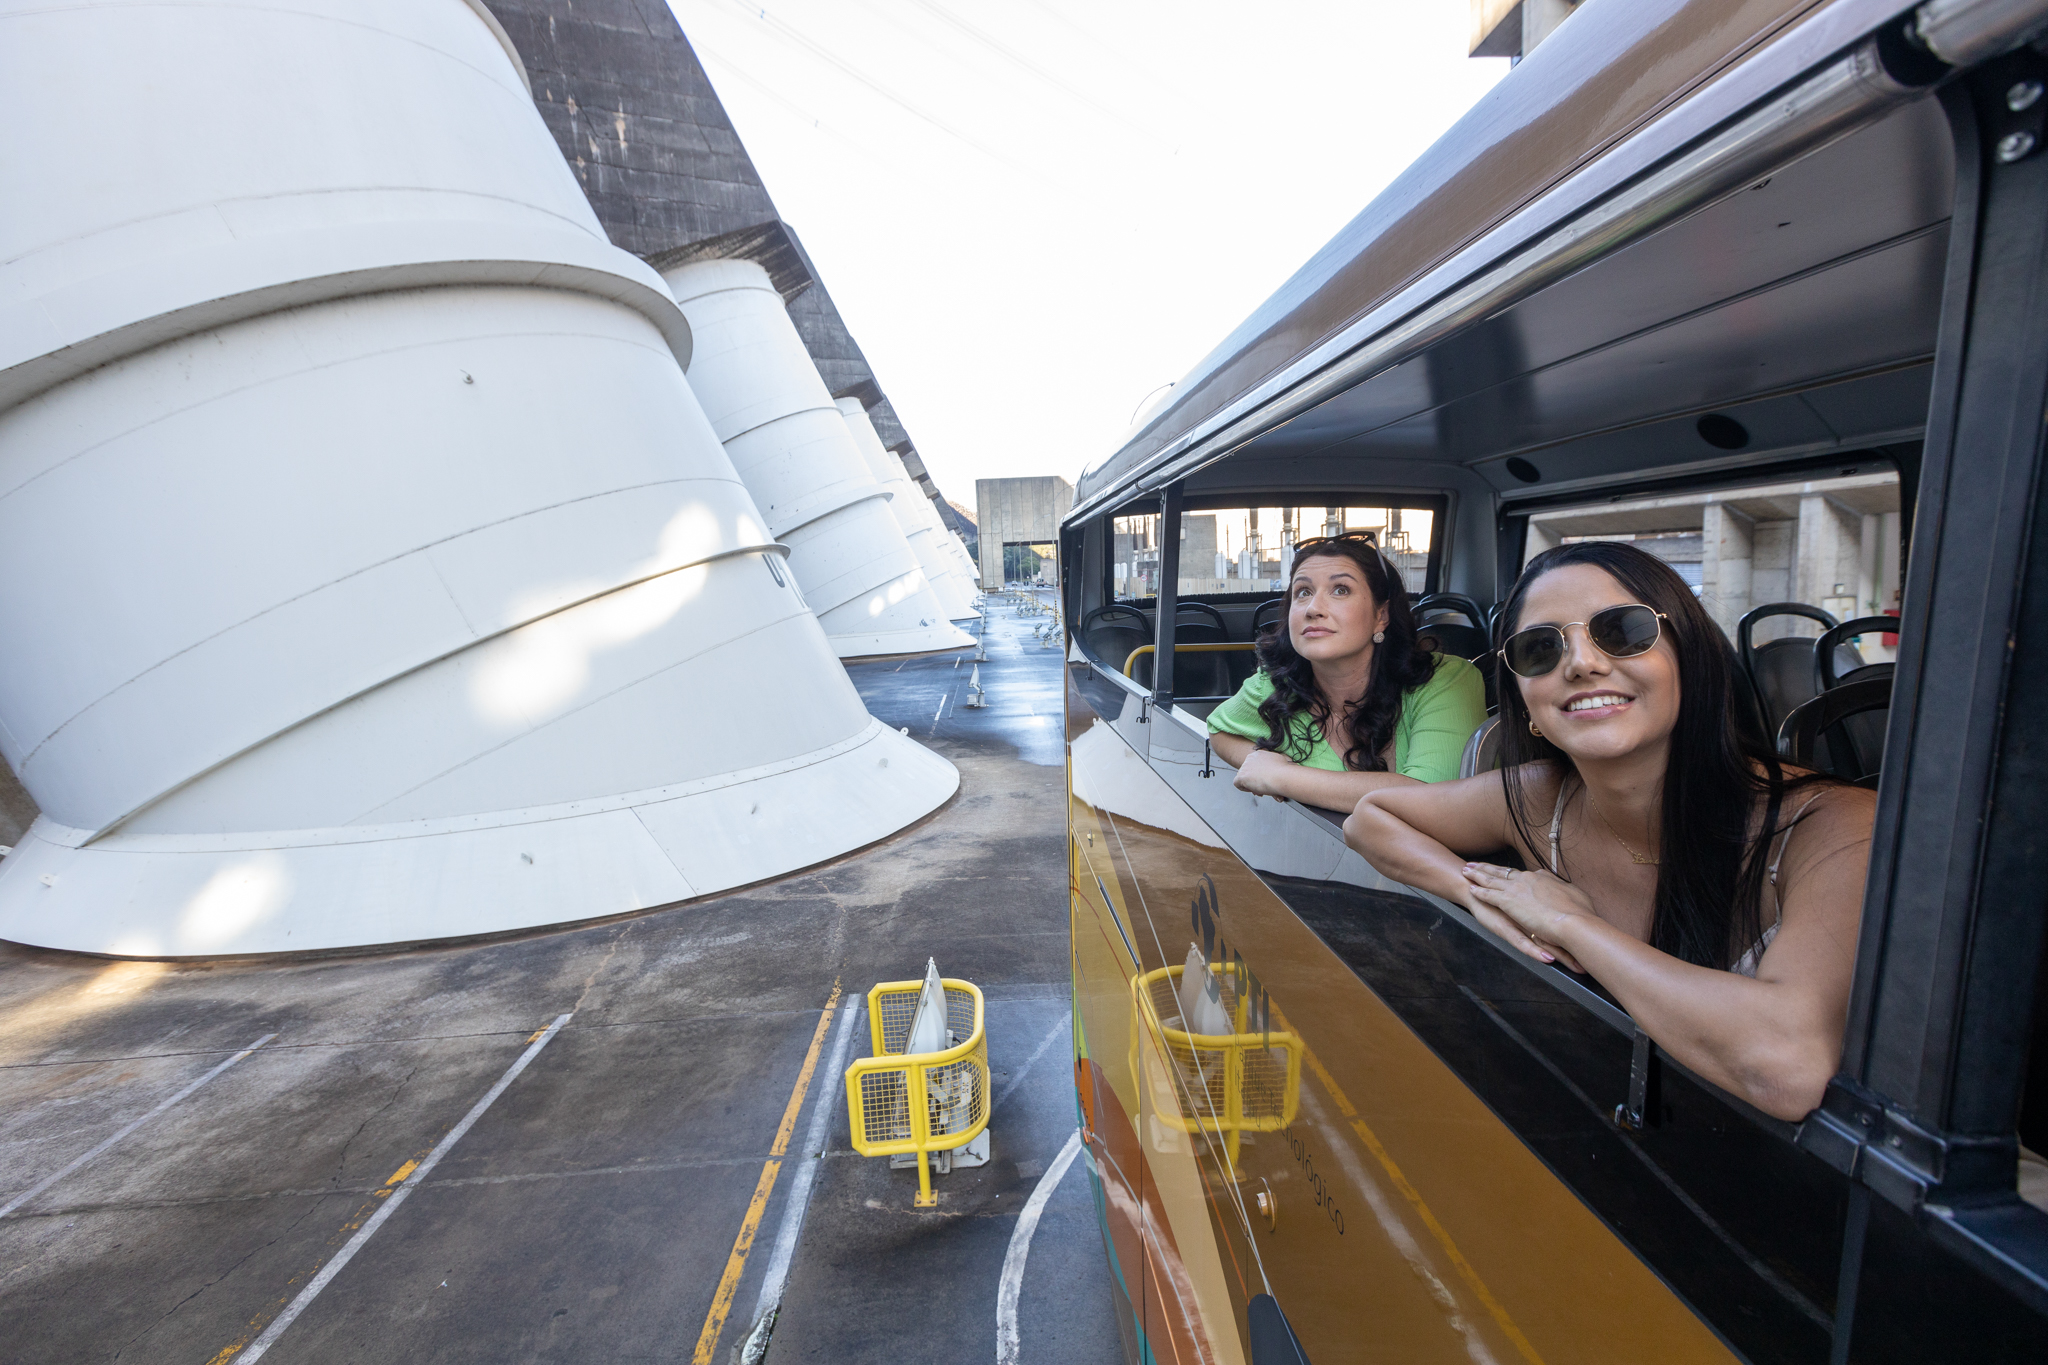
898, 0, 1146, 133
716, 0, 1030, 172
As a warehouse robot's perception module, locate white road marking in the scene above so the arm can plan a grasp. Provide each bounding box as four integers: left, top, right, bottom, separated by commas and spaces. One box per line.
0, 1033, 277, 1220
237, 1013, 572, 1362
995, 1127, 1082, 1365
991, 1014, 1067, 1116
748, 999, 863, 1326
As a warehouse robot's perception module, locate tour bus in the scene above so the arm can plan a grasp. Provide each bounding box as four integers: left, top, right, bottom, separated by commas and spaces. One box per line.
1061, 1, 2048, 1362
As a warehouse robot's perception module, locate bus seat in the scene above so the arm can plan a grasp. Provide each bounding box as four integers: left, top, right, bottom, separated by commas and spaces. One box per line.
1460, 713, 1503, 779
1128, 647, 1236, 698
1175, 602, 1230, 637
1737, 602, 1854, 734
1416, 622, 1489, 661
1081, 605, 1151, 672
1253, 597, 1286, 640
1413, 593, 1487, 629
1776, 676, 1891, 787
1814, 617, 1901, 691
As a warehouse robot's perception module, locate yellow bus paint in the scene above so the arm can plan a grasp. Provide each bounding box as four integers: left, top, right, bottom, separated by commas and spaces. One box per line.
690, 980, 844, 1365
1299, 1048, 1547, 1365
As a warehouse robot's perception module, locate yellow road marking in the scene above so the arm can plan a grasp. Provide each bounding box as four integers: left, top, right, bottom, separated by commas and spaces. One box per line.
526, 1027, 547, 1043
690, 980, 843, 1365
384, 1158, 420, 1187
1301, 1049, 1548, 1365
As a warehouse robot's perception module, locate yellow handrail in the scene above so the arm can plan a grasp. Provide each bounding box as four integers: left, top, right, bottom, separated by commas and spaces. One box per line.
1122, 641, 1256, 678
845, 978, 990, 1207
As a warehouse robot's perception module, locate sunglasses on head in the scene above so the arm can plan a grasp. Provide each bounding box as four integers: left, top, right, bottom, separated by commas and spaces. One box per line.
1498, 602, 1668, 678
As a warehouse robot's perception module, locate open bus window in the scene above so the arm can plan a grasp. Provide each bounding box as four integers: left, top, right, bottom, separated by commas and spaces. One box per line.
1525, 470, 1901, 646
1523, 469, 1903, 781
1179, 505, 1435, 600
1111, 512, 1160, 602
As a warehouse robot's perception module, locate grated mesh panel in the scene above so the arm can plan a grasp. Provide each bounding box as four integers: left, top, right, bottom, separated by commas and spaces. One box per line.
876, 988, 921, 1054
921, 1035, 989, 1140
858, 1068, 912, 1145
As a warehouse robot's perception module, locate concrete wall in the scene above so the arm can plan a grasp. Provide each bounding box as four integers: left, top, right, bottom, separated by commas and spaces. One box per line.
1528, 472, 1902, 643
975, 477, 1074, 588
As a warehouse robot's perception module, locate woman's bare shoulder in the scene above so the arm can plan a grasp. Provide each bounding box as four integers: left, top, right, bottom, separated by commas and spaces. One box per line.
1780, 782, 1877, 878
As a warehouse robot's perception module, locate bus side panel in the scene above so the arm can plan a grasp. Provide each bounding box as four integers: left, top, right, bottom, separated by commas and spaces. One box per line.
1073, 659, 1743, 1365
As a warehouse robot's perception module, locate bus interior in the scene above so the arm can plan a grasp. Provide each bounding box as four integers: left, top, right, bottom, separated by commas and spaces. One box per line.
1063, 12, 2048, 1362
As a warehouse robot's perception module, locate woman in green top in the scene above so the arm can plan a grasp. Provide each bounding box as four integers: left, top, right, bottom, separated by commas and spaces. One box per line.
1207, 534, 1487, 810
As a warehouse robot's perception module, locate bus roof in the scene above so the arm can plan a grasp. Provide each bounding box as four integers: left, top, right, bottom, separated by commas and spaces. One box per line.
1070, 0, 1940, 521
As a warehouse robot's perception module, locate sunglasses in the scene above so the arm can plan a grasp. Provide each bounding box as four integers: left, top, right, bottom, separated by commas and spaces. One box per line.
1498, 603, 1668, 678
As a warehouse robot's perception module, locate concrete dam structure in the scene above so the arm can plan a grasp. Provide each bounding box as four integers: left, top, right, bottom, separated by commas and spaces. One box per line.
0, 0, 957, 956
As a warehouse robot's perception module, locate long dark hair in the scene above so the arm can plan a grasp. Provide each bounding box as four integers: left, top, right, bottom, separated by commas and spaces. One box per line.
1253, 535, 1436, 772
1495, 541, 1830, 968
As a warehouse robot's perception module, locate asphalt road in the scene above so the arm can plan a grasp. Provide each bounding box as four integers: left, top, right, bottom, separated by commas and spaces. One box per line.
0, 593, 1120, 1365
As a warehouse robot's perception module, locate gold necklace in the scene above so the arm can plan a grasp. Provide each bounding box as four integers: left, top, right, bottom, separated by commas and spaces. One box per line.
1589, 796, 1659, 865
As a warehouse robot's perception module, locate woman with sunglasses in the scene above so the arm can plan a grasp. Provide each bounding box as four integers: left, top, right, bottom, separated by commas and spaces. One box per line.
1344, 542, 1875, 1120
1206, 534, 1486, 809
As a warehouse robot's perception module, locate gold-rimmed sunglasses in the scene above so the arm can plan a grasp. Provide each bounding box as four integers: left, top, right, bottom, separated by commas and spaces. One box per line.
1498, 603, 1668, 678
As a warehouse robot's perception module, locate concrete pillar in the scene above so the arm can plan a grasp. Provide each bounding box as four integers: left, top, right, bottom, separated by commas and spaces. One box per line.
0, 0, 957, 956
1797, 494, 1864, 620
663, 258, 972, 659
1699, 502, 1754, 637
836, 399, 979, 620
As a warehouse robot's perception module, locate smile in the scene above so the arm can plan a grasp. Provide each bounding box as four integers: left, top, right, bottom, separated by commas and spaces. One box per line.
1564, 692, 1634, 714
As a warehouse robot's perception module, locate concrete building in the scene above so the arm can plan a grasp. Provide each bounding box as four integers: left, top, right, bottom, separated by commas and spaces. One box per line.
1527, 472, 1904, 642
975, 477, 1075, 588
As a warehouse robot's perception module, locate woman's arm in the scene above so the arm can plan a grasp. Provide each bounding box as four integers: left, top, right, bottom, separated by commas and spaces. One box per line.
1342, 772, 1581, 967
1462, 788, 1874, 1119
1211, 732, 1418, 810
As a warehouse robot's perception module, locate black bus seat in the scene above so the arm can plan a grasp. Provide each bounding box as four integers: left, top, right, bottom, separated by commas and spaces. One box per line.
1814, 616, 1901, 691
1175, 602, 1230, 639
1080, 604, 1151, 673
1737, 602, 1857, 734
1776, 676, 1891, 787
1812, 616, 1897, 779
1413, 593, 1487, 627
1252, 596, 1286, 640
1125, 642, 1251, 699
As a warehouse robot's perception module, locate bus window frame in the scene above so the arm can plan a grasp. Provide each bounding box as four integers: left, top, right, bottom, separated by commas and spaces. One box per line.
1795, 60, 2048, 1313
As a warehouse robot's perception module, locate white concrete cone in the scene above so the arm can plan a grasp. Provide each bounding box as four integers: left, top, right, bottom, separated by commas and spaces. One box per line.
0, 0, 957, 957
662, 259, 972, 660
835, 399, 980, 622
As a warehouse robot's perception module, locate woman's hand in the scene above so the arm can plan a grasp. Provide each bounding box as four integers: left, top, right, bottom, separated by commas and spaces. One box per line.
1232, 748, 1299, 800
1462, 862, 1592, 973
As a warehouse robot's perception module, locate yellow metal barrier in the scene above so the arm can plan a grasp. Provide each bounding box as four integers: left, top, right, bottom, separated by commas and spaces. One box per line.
1122, 641, 1255, 678
845, 977, 990, 1207
1130, 964, 1302, 1166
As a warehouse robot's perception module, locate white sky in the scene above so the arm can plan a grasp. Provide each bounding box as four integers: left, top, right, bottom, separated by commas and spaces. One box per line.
665, 0, 1507, 507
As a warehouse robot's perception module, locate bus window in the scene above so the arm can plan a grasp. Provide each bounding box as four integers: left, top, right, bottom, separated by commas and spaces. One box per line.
1112, 512, 1161, 602
1525, 467, 1904, 769
1175, 505, 1437, 601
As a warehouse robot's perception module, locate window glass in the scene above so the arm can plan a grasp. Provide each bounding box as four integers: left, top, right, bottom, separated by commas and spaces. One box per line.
1112, 513, 1161, 600
1121, 505, 1435, 603
1526, 470, 1902, 658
